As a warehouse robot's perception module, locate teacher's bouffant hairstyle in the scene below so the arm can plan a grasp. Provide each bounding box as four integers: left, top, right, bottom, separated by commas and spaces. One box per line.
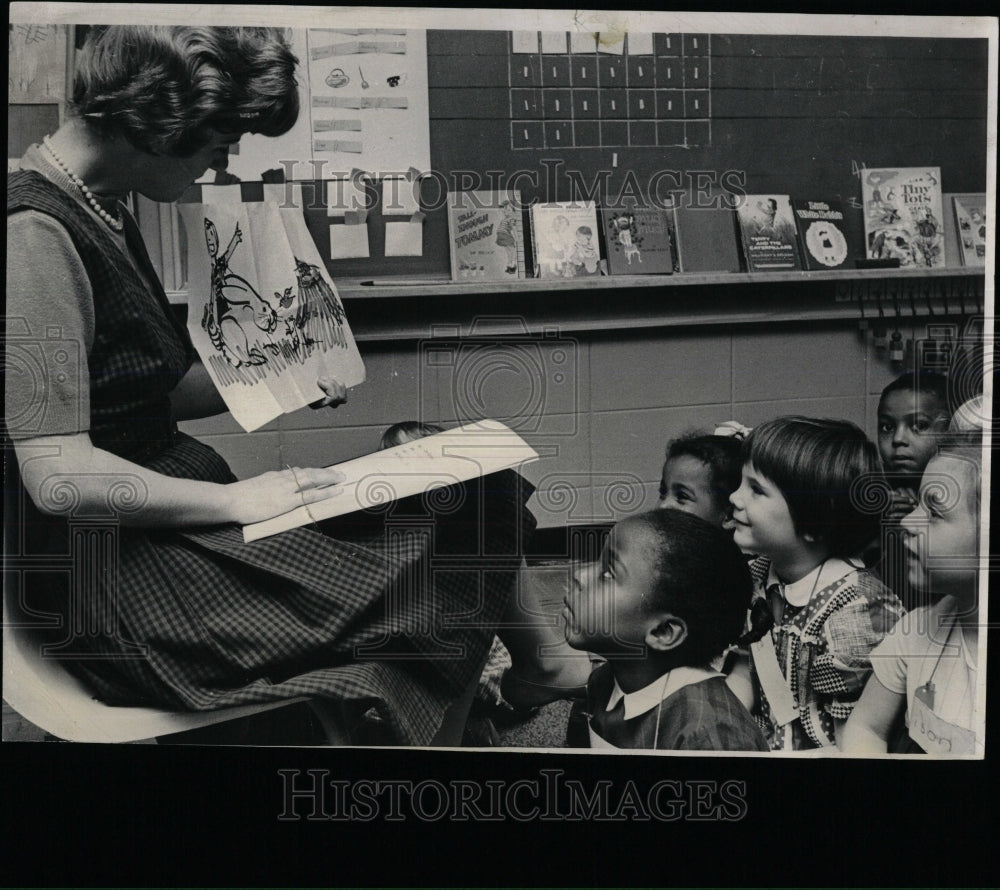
743, 416, 882, 557
72, 26, 299, 156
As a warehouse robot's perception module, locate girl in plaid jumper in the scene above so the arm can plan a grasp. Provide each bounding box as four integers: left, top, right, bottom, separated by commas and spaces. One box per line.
725, 418, 905, 750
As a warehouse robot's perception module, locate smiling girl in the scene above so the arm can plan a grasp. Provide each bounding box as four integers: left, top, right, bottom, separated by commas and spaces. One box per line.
725, 417, 905, 751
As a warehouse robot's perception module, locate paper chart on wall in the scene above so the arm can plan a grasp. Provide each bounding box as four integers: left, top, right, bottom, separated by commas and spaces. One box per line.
203, 28, 430, 181
9, 24, 67, 104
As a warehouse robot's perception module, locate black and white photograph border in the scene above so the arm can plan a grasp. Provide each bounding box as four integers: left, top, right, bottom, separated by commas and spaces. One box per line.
3, 3, 997, 887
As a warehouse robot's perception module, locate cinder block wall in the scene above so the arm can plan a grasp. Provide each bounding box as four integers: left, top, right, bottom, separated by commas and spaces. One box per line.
179, 318, 934, 528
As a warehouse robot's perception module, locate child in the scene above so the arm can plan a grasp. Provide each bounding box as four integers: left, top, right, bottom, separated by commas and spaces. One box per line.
726, 417, 905, 751
565, 509, 767, 751
843, 434, 983, 755
379, 421, 590, 714
873, 372, 952, 610
658, 432, 744, 528
877, 372, 951, 516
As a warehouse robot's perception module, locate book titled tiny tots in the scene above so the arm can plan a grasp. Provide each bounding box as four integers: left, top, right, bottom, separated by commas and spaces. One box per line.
861, 167, 944, 269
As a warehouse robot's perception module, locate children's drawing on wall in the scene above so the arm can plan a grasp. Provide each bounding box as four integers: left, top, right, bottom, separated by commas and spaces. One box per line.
179, 198, 365, 431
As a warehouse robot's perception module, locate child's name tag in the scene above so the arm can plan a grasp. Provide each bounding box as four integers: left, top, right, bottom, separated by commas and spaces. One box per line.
908, 694, 976, 756
751, 634, 798, 726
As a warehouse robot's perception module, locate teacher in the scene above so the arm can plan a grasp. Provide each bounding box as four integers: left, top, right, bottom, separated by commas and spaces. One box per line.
6, 25, 588, 745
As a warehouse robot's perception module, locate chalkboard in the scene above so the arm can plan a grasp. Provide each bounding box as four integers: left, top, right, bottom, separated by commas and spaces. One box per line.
182, 30, 988, 282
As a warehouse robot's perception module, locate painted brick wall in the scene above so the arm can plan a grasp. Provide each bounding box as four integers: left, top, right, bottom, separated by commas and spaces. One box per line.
180, 315, 939, 528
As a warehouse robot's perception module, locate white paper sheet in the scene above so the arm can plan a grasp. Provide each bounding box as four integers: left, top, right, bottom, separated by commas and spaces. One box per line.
330, 222, 370, 258
627, 32, 654, 55
243, 419, 539, 541
570, 32, 597, 54
380, 177, 420, 216
540, 31, 567, 54
511, 31, 539, 54
384, 219, 424, 255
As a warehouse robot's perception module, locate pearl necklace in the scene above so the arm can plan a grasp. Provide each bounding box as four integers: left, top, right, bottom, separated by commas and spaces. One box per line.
42, 135, 124, 232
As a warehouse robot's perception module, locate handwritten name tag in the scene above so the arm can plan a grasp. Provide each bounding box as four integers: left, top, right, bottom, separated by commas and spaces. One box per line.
908, 695, 976, 756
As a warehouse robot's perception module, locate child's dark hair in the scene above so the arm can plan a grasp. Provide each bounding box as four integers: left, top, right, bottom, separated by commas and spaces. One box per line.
743, 416, 882, 556
379, 421, 444, 450
631, 509, 753, 667
663, 433, 743, 513
879, 371, 951, 413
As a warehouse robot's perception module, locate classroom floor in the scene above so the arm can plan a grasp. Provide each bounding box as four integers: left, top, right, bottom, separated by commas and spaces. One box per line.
4, 696, 576, 748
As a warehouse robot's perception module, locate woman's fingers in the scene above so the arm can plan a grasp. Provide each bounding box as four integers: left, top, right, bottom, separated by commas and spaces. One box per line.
310, 376, 348, 409
286, 466, 345, 490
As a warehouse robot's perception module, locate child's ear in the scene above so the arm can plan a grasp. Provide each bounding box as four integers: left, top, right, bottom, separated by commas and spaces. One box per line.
646, 614, 688, 652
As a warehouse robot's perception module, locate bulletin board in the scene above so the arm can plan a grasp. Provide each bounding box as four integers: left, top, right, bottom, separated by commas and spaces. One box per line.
179, 29, 988, 282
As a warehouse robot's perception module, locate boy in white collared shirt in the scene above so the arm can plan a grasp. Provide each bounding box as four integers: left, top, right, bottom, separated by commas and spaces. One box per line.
564, 509, 766, 751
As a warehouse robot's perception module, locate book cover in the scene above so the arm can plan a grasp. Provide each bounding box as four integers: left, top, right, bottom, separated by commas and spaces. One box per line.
447, 190, 525, 281
951, 194, 987, 267
736, 195, 802, 272
600, 207, 674, 275
530, 201, 605, 278
791, 198, 851, 270
243, 420, 539, 541
861, 167, 945, 269
668, 193, 741, 273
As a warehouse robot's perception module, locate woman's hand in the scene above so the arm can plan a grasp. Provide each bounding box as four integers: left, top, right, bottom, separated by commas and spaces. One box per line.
224, 466, 346, 525
309, 375, 348, 410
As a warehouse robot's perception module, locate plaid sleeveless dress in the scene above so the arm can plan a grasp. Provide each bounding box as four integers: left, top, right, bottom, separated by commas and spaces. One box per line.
7, 171, 533, 744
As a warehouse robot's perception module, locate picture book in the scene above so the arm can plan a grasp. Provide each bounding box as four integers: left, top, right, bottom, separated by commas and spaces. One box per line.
667, 192, 741, 273
243, 420, 539, 541
736, 194, 802, 272
861, 167, 944, 269
951, 194, 987, 267
792, 198, 851, 270
530, 201, 605, 278
600, 206, 674, 275
447, 190, 526, 281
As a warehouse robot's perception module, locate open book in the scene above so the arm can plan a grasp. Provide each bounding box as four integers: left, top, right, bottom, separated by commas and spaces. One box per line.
243, 419, 539, 542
